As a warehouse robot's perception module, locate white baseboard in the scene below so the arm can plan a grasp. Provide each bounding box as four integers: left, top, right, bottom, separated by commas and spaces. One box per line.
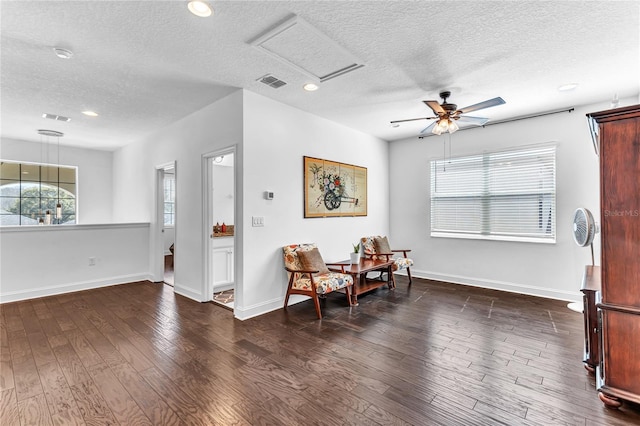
403, 269, 582, 302
173, 285, 204, 302
212, 283, 234, 293
0, 273, 150, 304
234, 295, 284, 320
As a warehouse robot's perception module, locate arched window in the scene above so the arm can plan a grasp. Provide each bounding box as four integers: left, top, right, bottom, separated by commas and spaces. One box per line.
0, 161, 77, 226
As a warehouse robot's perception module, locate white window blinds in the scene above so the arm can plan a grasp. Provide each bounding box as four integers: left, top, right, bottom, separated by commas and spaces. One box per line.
430, 145, 556, 243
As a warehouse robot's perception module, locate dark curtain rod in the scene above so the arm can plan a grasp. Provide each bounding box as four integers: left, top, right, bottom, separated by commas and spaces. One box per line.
418, 107, 575, 139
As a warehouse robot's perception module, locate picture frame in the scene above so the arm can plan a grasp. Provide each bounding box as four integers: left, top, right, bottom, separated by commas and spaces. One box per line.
304, 156, 367, 218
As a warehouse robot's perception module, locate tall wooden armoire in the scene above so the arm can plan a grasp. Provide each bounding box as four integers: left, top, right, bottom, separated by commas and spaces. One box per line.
587, 104, 640, 408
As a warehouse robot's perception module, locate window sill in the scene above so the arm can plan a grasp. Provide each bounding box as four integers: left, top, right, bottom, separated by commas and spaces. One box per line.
430, 231, 556, 244
0, 222, 150, 233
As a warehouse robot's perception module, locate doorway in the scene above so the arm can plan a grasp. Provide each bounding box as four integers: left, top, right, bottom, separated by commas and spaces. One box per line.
155, 162, 176, 287
162, 165, 175, 286
204, 149, 235, 310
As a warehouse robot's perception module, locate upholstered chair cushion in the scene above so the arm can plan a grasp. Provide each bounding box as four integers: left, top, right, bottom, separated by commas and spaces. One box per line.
392, 257, 414, 271
283, 243, 354, 319
283, 243, 317, 271
361, 235, 414, 272
361, 236, 376, 257
298, 247, 330, 275
292, 273, 353, 294
374, 236, 392, 254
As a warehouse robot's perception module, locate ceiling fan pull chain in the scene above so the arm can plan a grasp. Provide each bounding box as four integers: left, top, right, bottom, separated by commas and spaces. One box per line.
443, 139, 447, 172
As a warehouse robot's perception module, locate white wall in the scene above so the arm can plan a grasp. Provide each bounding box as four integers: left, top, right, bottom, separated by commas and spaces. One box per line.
212, 162, 234, 226
4, 90, 617, 313
0, 139, 143, 303
0, 138, 114, 223
239, 91, 390, 318
112, 90, 244, 301
163, 227, 175, 255
0, 223, 150, 302
388, 100, 624, 302
111, 89, 390, 319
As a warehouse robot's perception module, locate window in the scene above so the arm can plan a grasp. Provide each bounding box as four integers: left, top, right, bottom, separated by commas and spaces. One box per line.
0, 161, 77, 226
430, 145, 556, 243
163, 172, 175, 226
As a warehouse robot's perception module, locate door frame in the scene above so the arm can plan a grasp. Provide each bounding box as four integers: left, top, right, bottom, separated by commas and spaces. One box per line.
202, 146, 236, 303
153, 161, 176, 285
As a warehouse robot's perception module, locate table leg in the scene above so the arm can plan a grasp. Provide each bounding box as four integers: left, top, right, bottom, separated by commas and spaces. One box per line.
350, 273, 363, 306
388, 265, 395, 289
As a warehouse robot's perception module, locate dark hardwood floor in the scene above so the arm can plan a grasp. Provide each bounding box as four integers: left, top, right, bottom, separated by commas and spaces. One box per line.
2, 277, 640, 425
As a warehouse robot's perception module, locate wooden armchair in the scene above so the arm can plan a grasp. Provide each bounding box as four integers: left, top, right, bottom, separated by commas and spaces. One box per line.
282, 243, 354, 319
360, 236, 413, 286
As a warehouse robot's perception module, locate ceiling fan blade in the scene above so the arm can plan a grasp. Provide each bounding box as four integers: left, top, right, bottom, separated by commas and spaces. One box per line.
457, 97, 505, 114
390, 117, 436, 124
420, 121, 438, 134
424, 100, 445, 115
457, 115, 489, 126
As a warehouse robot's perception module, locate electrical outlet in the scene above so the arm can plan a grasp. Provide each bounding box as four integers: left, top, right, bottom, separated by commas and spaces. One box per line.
252, 216, 264, 227
89, 257, 96, 266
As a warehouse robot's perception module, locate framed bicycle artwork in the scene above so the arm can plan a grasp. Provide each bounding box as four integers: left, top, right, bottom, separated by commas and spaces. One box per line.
303, 156, 367, 218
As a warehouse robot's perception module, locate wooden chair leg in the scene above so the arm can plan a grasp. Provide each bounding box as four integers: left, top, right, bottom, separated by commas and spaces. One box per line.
312, 292, 322, 319
283, 276, 294, 309
345, 285, 353, 306
407, 267, 413, 285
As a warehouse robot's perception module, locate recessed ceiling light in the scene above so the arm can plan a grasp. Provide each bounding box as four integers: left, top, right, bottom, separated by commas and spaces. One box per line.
188, 1, 213, 17
303, 83, 319, 92
53, 47, 73, 59
82, 111, 99, 117
558, 83, 579, 92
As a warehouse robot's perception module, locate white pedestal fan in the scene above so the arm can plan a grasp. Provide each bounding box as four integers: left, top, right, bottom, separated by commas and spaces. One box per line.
568, 208, 600, 313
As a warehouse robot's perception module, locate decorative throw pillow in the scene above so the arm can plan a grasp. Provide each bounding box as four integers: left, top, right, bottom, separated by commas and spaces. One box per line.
298, 248, 330, 274
374, 236, 392, 254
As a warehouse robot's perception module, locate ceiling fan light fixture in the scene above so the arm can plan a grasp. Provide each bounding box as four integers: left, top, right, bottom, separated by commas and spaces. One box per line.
432, 118, 458, 135
392, 91, 505, 137
188, 0, 213, 17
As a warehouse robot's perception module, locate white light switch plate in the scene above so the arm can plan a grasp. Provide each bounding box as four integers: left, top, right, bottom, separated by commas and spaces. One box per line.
252, 216, 264, 227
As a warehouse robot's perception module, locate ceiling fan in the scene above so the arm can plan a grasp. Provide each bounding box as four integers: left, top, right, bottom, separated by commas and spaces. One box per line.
391, 91, 506, 135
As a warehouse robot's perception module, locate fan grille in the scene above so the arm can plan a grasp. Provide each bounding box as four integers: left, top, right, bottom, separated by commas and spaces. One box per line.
572, 208, 595, 247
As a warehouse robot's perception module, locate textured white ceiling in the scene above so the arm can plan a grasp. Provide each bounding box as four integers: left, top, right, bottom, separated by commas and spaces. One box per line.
1, 1, 638, 150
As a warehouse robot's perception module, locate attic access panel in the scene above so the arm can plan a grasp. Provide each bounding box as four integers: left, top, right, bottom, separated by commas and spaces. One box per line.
251, 15, 365, 83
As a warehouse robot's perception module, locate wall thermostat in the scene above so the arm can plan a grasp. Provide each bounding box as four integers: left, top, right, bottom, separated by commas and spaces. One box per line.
264, 191, 274, 200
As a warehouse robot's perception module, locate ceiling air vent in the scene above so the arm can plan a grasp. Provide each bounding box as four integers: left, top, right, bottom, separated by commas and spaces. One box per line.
42, 113, 71, 122
258, 74, 287, 89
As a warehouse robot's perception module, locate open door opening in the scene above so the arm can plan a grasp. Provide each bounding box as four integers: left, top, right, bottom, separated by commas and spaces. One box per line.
162, 165, 175, 286
155, 162, 176, 287
204, 149, 235, 310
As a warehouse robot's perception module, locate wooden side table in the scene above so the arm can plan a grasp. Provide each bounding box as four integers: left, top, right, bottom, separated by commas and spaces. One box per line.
329, 258, 394, 305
